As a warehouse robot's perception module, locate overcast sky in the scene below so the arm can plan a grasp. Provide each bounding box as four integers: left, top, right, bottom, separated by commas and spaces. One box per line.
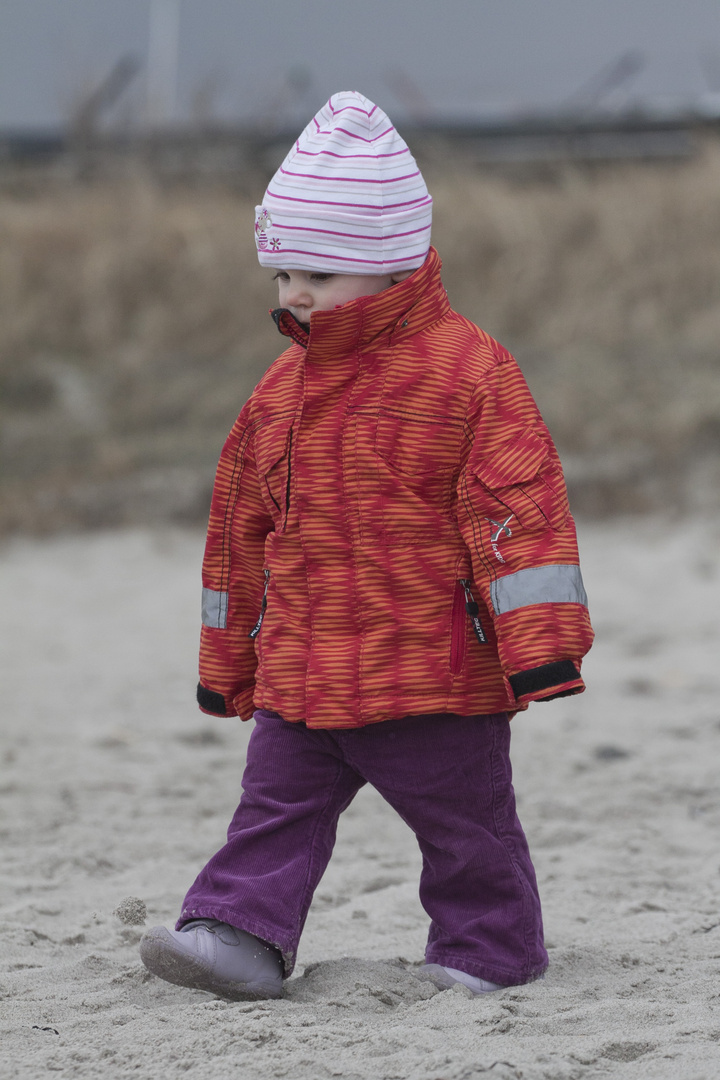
1, 0, 720, 131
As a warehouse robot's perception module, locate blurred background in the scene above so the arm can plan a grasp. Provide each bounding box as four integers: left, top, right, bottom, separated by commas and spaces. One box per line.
2, 0, 720, 534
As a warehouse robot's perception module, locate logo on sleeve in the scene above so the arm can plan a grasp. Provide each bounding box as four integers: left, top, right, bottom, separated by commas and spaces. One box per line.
486, 514, 513, 563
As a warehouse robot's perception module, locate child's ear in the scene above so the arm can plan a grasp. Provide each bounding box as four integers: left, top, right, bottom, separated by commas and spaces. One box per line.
390, 269, 414, 284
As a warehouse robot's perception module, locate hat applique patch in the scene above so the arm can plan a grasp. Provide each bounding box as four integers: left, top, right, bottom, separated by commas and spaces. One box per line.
255, 208, 279, 251
255, 209, 272, 231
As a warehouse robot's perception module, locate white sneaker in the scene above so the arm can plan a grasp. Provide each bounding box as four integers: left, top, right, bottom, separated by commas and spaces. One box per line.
140, 919, 284, 1000
418, 963, 505, 994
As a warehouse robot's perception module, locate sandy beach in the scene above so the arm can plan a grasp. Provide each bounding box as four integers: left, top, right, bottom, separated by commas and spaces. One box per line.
2, 516, 720, 1079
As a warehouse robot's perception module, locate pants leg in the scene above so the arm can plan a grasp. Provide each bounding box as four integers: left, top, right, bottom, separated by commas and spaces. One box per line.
336, 712, 547, 987
177, 710, 365, 974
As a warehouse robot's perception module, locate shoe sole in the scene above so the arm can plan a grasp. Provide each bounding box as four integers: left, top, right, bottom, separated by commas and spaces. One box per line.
139, 927, 283, 1001
417, 963, 504, 994
416, 963, 460, 990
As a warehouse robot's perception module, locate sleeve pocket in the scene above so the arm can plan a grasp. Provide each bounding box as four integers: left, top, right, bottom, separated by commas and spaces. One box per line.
469, 429, 568, 532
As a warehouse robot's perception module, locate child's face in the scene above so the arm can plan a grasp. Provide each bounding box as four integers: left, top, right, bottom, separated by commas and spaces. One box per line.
273, 270, 401, 324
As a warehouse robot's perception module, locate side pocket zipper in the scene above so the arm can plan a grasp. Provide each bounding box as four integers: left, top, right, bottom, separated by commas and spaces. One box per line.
450, 581, 466, 675
248, 569, 271, 639
460, 579, 487, 645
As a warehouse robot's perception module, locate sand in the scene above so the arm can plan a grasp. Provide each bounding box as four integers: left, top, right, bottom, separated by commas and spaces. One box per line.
2, 517, 720, 1079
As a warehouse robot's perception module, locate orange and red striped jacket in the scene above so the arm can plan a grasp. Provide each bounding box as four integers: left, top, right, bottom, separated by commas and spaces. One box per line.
197, 247, 593, 728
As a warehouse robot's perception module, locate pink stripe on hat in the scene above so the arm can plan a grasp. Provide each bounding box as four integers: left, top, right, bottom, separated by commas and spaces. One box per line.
279, 223, 431, 241
279, 168, 422, 185
295, 148, 409, 159
266, 187, 431, 211
255, 91, 432, 275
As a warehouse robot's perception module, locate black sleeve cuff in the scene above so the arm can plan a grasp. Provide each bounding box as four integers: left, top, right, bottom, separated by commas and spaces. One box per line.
197, 683, 228, 716
509, 660, 580, 700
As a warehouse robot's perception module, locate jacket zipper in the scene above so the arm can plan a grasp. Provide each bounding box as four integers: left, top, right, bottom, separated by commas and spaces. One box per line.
248, 569, 271, 639
285, 429, 293, 517
460, 578, 487, 645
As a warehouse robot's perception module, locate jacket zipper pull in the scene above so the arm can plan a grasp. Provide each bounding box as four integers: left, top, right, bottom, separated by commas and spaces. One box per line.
460, 578, 487, 645
248, 570, 271, 639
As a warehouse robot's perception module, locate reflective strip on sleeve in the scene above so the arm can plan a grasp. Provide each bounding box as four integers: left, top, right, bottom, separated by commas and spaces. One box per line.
202, 588, 229, 629
490, 564, 588, 615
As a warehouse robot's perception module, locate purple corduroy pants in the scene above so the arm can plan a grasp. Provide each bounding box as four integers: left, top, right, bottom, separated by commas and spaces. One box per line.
178, 708, 548, 987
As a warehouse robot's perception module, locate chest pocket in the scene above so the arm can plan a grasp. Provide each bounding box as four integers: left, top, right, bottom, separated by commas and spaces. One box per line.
253, 414, 294, 530
375, 411, 465, 476
351, 408, 467, 542
469, 428, 568, 532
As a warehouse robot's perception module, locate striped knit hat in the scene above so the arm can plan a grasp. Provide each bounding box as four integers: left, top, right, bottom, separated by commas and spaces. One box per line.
254, 91, 432, 274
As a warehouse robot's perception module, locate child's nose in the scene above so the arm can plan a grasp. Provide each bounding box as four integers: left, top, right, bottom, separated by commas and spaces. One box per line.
285, 283, 312, 308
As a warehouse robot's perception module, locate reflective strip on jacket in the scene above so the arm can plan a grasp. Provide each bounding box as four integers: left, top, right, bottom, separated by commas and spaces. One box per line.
197, 247, 594, 728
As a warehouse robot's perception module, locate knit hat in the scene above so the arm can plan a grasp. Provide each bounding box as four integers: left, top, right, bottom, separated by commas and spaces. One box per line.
254, 91, 432, 274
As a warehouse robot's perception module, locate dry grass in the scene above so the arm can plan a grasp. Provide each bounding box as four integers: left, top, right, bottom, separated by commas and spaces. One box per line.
2, 147, 720, 532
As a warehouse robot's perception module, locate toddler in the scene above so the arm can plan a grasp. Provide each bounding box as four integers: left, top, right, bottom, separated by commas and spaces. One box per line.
140, 91, 594, 1001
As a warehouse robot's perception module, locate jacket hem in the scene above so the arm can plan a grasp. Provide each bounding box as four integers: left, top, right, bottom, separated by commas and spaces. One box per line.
253, 690, 521, 729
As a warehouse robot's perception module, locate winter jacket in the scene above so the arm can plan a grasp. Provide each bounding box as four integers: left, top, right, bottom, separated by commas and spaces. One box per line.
197, 247, 594, 728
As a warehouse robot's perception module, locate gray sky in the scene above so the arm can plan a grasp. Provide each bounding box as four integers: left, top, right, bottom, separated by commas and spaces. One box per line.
1, 0, 720, 130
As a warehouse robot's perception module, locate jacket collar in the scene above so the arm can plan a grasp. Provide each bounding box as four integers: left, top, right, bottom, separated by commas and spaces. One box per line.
271, 247, 449, 362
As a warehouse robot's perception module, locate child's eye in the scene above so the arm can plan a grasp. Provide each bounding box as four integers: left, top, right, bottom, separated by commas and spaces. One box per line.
310, 274, 333, 283
272, 272, 290, 282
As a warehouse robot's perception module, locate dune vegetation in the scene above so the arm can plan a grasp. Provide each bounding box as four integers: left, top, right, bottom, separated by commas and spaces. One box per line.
2, 144, 720, 532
